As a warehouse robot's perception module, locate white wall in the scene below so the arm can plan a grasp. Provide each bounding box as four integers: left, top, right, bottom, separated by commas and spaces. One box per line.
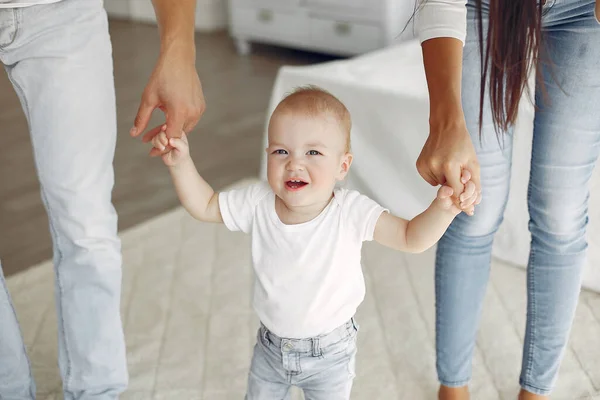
103, 0, 228, 31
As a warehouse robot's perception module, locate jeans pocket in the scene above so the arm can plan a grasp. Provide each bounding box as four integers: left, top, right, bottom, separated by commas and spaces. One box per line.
0, 10, 17, 48
345, 335, 358, 379
258, 326, 272, 350
321, 334, 354, 360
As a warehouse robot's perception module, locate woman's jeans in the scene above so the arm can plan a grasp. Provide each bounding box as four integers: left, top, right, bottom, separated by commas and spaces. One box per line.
0, 0, 127, 398
435, 0, 600, 396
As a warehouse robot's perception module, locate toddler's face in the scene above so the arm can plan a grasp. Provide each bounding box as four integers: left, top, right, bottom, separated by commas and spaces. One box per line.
266, 111, 351, 208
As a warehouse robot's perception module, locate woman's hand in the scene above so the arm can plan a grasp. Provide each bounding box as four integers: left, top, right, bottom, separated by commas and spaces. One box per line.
416, 119, 482, 212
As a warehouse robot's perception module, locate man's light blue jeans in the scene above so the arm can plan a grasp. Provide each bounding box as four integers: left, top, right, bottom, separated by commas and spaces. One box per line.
0, 0, 127, 398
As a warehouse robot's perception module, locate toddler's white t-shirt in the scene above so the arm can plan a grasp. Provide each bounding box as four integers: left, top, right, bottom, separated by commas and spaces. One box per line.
219, 181, 387, 339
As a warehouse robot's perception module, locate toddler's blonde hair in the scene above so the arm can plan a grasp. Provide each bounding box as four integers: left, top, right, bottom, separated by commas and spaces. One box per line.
272, 85, 352, 152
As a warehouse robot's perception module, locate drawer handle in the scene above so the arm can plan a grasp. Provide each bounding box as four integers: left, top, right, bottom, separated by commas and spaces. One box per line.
257, 9, 273, 23
334, 22, 351, 35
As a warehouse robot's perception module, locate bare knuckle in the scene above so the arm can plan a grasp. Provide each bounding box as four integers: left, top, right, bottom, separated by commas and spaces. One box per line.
442, 160, 457, 172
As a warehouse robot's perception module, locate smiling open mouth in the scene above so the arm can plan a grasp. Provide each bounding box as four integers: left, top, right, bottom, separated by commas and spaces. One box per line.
285, 179, 308, 191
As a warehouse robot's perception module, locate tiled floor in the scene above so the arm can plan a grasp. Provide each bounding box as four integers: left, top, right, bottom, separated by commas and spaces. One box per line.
6, 179, 600, 400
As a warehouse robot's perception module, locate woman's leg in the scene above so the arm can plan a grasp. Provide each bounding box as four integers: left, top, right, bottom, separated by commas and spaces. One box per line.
435, 1, 512, 398
520, 0, 600, 396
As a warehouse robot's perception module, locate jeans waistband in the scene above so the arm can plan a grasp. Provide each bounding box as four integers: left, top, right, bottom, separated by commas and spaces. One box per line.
260, 318, 358, 356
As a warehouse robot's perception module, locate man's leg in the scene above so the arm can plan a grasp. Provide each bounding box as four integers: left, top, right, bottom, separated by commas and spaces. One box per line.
3, 1, 127, 398
0, 262, 35, 399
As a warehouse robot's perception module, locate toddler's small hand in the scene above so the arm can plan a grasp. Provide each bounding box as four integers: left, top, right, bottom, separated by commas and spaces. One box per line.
151, 128, 170, 152
151, 129, 190, 167
435, 186, 462, 215
458, 183, 478, 216
436, 170, 479, 216
457, 169, 481, 216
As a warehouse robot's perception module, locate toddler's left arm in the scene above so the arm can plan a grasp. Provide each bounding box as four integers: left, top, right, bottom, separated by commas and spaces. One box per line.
373, 170, 477, 253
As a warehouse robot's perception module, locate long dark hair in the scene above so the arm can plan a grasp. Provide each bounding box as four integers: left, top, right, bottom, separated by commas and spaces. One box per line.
476, 0, 544, 135
403, 0, 546, 134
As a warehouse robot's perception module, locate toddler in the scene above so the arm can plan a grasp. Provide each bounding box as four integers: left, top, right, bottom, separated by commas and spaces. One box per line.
150, 86, 478, 399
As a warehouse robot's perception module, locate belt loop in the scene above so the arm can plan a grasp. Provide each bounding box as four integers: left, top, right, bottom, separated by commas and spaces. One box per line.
312, 337, 322, 357
262, 325, 270, 345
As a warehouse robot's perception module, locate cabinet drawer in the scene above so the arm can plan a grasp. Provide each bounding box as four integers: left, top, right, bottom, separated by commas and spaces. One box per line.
305, 0, 381, 21
309, 17, 381, 54
230, 0, 302, 9
230, 6, 309, 44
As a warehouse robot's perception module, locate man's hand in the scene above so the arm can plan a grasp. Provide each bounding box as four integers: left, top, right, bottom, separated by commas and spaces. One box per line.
130, 43, 205, 156
130, 0, 205, 156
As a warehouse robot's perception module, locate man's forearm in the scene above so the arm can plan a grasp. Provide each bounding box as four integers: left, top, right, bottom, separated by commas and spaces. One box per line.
152, 0, 197, 52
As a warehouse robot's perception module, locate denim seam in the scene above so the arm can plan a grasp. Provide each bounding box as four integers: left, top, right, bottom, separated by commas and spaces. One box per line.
295, 352, 301, 376
5, 66, 30, 127
439, 378, 471, 387
434, 246, 458, 384
0, 269, 36, 399
519, 380, 552, 396
434, 247, 441, 379
524, 178, 537, 385
41, 181, 73, 390
345, 336, 355, 380
432, 243, 476, 386
6, 67, 74, 391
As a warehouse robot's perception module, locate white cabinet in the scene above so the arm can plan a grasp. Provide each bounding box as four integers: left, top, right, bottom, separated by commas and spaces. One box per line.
103, 0, 228, 32
230, 7, 310, 48
227, 0, 416, 56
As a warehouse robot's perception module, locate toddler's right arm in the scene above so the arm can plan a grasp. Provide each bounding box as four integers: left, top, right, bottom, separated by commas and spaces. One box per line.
152, 131, 223, 223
